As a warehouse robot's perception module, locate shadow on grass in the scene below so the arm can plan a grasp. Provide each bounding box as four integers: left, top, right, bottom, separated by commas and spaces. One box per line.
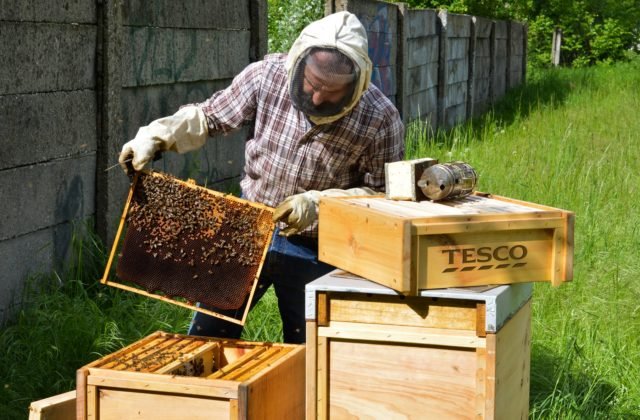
530, 344, 637, 419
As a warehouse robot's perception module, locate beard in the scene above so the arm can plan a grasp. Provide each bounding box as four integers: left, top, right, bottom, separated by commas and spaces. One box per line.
290, 61, 355, 118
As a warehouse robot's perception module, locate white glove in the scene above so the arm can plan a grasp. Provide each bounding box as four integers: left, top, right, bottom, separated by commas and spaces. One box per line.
119, 106, 209, 173
273, 187, 377, 237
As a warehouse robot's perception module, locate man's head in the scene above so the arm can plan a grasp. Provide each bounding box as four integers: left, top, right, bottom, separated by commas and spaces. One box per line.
285, 12, 372, 124
290, 47, 357, 118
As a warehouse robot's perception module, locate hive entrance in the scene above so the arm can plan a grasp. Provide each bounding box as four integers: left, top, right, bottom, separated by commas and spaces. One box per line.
101, 171, 275, 325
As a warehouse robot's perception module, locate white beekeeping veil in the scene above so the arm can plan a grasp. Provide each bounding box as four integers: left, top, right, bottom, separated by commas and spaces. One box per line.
285, 11, 373, 125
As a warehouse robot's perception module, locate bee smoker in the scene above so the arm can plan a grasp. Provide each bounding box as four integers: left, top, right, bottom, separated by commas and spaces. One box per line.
416, 161, 478, 201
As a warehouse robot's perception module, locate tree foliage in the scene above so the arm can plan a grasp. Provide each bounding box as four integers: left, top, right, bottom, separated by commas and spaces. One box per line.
267, 0, 324, 53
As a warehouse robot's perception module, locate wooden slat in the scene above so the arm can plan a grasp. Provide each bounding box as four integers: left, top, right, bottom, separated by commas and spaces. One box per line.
240, 346, 306, 420
327, 339, 477, 418
319, 321, 485, 348
318, 197, 412, 293
476, 302, 487, 337
223, 347, 287, 381
206, 347, 267, 380
317, 292, 329, 327
492, 301, 531, 419
328, 293, 477, 331
87, 368, 239, 399
29, 390, 76, 420
306, 321, 318, 420
412, 216, 565, 235
97, 388, 231, 420
155, 341, 221, 375
316, 336, 329, 420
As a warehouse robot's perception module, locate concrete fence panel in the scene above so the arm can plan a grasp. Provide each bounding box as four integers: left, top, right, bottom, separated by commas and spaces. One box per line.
0, 0, 266, 322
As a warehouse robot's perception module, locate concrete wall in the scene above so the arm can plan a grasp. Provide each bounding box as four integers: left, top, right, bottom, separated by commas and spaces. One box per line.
1, 0, 522, 321
0, 0, 98, 322
0, 0, 266, 323
326, 0, 528, 128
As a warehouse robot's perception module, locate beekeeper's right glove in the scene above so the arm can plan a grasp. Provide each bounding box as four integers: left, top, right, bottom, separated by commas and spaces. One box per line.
273, 187, 377, 237
119, 105, 209, 174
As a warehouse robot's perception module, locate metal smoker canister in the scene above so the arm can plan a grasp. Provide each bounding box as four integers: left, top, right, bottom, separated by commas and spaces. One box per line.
417, 161, 478, 201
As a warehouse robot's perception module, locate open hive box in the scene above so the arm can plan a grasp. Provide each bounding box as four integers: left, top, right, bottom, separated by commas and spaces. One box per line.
319, 192, 574, 294
101, 171, 275, 325
76, 331, 304, 419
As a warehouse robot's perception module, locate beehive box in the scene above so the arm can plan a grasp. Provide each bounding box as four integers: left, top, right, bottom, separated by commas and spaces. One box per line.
101, 171, 275, 325
305, 271, 533, 419
76, 331, 304, 420
319, 192, 574, 293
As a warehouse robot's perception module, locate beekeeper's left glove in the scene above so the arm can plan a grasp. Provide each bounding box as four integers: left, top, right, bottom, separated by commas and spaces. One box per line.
273, 187, 376, 237
119, 106, 209, 174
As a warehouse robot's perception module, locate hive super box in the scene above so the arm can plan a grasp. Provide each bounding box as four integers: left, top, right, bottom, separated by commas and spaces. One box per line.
305, 270, 533, 419
76, 331, 304, 420
318, 192, 574, 293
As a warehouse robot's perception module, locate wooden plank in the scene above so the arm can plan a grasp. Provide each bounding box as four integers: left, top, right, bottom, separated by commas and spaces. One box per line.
319, 322, 486, 348
476, 347, 488, 417
413, 217, 565, 235
419, 229, 554, 289
328, 293, 478, 331
317, 292, 329, 327
490, 301, 531, 418
85, 385, 97, 420
155, 342, 221, 375
306, 321, 318, 420
207, 347, 267, 380
328, 340, 477, 418
229, 399, 239, 420
29, 390, 76, 420
241, 346, 305, 419
225, 347, 288, 382
476, 303, 487, 337
87, 368, 239, 399
76, 368, 88, 420
318, 197, 412, 293
97, 388, 231, 420
317, 336, 329, 420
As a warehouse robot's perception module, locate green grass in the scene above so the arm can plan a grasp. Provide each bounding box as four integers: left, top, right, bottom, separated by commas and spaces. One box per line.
407, 58, 640, 418
2, 57, 640, 418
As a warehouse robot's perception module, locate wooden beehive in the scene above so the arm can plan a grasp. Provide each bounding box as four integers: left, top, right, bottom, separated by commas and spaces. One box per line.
318, 192, 574, 294
76, 331, 304, 420
101, 171, 275, 325
305, 271, 533, 419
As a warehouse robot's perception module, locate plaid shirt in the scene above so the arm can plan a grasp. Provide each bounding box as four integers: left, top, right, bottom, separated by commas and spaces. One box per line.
197, 53, 404, 233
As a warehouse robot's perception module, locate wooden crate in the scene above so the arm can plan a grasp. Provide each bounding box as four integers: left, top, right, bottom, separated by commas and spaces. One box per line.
305, 270, 533, 419
319, 192, 574, 293
76, 331, 304, 420
29, 390, 76, 420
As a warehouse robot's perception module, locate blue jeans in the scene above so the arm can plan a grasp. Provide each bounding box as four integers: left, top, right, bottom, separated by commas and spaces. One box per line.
187, 228, 334, 343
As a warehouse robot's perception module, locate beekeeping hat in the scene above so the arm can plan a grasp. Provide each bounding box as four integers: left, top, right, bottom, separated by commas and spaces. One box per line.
285, 11, 372, 125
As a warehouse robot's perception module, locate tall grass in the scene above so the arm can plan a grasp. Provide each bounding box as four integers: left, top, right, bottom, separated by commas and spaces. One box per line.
2, 58, 639, 418
407, 58, 640, 418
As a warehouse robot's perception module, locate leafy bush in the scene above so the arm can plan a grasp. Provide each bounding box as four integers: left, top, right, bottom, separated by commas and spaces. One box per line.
267, 0, 323, 53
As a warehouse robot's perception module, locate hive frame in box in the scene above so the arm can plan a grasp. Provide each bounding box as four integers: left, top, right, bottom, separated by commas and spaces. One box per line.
101, 171, 275, 326
76, 331, 305, 419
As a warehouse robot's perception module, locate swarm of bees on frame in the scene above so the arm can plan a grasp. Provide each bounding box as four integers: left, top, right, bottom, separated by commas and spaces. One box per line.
127, 173, 268, 270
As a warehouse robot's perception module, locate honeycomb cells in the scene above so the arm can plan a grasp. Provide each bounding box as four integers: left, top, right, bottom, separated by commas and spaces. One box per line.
116, 172, 274, 310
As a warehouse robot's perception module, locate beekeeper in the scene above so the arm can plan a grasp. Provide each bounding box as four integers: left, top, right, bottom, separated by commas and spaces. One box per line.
118, 11, 405, 343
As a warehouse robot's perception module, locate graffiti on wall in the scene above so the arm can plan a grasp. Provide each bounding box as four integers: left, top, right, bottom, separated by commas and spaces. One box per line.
360, 4, 394, 96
